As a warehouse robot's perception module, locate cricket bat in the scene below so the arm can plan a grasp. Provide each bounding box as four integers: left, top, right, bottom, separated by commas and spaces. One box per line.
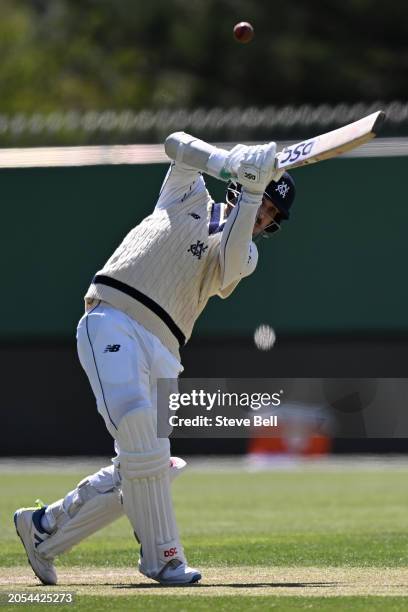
275, 110, 385, 170
164, 110, 385, 181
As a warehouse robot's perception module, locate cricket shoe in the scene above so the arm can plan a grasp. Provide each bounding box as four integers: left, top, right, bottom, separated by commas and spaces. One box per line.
140, 559, 201, 586
14, 505, 57, 585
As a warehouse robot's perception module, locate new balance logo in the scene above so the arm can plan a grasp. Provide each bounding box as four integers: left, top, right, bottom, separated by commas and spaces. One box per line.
188, 212, 201, 219
104, 344, 121, 353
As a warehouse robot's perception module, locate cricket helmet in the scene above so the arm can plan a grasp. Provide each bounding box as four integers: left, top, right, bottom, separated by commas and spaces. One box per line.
264, 172, 296, 221
226, 171, 296, 234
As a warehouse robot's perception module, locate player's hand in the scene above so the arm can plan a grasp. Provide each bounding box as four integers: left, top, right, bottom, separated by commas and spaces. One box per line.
221, 144, 249, 179
237, 142, 280, 194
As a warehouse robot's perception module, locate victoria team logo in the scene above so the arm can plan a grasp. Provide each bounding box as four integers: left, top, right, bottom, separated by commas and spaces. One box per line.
188, 240, 208, 260
275, 181, 290, 198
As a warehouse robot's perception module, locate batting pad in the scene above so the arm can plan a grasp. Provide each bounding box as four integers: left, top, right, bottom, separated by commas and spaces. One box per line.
117, 408, 186, 577
37, 480, 122, 560
35, 458, 186, 560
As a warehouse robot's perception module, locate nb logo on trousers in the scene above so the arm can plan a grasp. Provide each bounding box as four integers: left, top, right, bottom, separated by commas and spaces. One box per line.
104, 344, 121, 353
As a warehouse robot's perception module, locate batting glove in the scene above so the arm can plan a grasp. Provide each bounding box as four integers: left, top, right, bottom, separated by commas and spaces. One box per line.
237, 142, 281, 195
219, 144, 250, 180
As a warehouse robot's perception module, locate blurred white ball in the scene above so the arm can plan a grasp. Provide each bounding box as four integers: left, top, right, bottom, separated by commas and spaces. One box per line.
254, 324, 276, 350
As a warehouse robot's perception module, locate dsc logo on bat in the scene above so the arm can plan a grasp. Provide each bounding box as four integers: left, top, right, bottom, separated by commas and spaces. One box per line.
279, 140, 316, 165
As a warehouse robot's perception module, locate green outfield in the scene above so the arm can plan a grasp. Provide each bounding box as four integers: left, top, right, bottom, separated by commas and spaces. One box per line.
1, 460, 408, 611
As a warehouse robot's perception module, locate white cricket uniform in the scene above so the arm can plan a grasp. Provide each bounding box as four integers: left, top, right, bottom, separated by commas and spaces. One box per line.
38, 161, 261, 576
84, 161, 258, 359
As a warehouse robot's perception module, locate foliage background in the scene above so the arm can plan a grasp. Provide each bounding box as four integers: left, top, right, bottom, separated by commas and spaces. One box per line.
0, 0, 407, 114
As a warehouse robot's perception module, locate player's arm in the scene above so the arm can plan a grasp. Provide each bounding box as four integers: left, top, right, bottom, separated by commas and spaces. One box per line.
164, 132, 249, 182
157, 131, 242, 211
219, 195, 260, 288
218, 143, 282, 288
217, 241, 258, 298
155, 161, 207, 211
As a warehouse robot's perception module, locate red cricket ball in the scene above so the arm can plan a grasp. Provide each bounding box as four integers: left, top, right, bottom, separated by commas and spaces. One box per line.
233, 21, 254, 44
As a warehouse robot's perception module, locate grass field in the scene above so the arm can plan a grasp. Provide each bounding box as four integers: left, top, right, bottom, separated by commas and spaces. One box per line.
1, 458, 408, 611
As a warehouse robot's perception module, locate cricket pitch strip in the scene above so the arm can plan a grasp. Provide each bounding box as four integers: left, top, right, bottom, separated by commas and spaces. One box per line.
1, 566, 408, 597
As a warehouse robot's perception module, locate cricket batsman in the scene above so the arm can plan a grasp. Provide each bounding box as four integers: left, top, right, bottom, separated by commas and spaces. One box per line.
14, 133, 296, 586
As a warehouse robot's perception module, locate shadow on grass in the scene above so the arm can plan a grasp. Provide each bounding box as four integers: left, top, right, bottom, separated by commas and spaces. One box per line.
111, 581, 342, 590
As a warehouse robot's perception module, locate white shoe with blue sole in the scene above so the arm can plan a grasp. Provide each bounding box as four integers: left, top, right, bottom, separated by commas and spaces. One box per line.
14, 506, 57, 585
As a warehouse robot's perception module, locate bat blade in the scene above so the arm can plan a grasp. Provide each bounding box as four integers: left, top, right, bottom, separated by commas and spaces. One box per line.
276, 110, 385, 170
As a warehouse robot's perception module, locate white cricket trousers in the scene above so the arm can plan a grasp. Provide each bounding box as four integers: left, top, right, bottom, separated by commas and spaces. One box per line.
76, 301, 182, 442
76, 301, 186, 576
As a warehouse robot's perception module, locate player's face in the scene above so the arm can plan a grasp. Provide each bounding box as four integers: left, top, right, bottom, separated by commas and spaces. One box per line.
252, 196, 280, 237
